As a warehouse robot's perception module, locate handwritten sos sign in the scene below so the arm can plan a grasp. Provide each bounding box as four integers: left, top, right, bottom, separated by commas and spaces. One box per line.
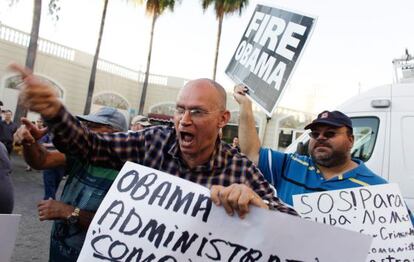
293, 184, 414, 262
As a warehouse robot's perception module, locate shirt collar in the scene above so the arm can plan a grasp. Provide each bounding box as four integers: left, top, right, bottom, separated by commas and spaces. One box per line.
310, 158, 376, 180
342, 158, 376, 178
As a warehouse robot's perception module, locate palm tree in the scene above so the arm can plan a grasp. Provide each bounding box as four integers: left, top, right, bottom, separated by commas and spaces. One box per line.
13, 0, 42, 122
202, 0, 249, 80
138, 0, 178, 115
13, 0, 60, 122
83, 0, 109, 114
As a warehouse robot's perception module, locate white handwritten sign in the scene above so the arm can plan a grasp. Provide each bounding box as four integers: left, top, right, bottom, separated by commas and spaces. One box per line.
78, 162, 372, 261
293, 184, 414, 262
0, 214, 21, 262
226, 4, 316, 116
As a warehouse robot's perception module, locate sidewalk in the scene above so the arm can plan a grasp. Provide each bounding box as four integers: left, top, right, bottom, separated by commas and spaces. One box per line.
9, 154, 58, 262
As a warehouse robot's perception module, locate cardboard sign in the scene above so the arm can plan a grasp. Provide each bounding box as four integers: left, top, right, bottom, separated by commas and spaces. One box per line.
0, 214, 21, 262
293, 184, 414, 262
77, 162, 372, 261
226, 4, 316, 116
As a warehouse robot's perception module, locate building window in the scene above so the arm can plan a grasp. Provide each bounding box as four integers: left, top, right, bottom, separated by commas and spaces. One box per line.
222, 111, 260, 144
5, 74, 64, 98
93, 93, 129, 110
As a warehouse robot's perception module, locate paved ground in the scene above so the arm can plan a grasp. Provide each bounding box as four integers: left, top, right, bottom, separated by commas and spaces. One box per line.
9, 154, 64, 262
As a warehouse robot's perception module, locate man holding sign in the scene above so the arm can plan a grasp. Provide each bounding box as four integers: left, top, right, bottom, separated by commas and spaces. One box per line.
234, 86, 414, 225
10, 64, 297, 222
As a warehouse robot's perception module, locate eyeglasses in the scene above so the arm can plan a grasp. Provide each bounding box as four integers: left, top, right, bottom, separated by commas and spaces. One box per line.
174, 107, 219, 119
309, 130, 345, 139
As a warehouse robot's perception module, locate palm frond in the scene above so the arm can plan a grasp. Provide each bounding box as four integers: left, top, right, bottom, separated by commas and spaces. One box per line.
202, 0, 248, 19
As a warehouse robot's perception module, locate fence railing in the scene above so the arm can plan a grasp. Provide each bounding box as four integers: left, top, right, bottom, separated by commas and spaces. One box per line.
0, 23, 187, 87
0, 24, 75, 61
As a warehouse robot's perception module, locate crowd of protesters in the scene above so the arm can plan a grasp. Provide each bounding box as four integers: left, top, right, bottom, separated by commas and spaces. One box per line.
1, 64, 413, 262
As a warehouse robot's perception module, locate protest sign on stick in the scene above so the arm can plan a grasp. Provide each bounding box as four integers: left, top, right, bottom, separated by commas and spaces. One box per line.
226, 4, 316, 116
293, 184, 414, 262
78, 162, 372, 261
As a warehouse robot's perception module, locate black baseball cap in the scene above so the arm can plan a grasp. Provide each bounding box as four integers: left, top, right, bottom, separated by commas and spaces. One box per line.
304, 110, 353, 130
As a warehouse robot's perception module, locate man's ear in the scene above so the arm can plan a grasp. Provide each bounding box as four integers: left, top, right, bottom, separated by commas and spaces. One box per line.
218, 110, 230, 128
349, 134, 355, 149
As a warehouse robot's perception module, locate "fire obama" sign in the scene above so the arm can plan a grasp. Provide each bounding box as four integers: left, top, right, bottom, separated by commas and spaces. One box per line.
226, 5, 316, 115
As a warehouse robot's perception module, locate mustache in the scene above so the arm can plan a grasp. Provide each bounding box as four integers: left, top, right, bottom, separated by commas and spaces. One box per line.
314, 141, 331, 148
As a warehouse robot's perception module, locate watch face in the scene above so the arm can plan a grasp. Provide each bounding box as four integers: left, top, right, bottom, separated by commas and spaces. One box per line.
67, 215, 79, 224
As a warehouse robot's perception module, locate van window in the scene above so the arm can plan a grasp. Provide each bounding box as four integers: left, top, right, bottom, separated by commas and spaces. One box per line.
350, 117, 380, 162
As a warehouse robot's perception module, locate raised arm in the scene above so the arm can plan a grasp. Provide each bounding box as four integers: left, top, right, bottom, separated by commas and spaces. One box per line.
233, 85, 261, 164
10, 64, 136, 170
14, 118, 66, 169
24, 144, 66, 170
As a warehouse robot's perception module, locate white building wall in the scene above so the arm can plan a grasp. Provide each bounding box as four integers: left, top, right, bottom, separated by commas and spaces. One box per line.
0, 24, 313, 150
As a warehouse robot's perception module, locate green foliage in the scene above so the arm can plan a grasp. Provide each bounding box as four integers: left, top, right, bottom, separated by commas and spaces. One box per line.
48, 0, 60, 22
146, 0, 179, 15
129, 0, 180, 16
201, 0, 249, 19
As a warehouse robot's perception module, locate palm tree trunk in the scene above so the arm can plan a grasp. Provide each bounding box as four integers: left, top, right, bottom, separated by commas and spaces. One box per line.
212, 14, 223, 81
138, 12, 157, 115
14, 0, 42, 123
83, 0, 109, 115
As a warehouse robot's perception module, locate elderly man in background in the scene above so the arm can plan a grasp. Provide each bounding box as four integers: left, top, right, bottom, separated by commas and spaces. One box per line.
130, 114, 151, 131
14, 106, 128, 262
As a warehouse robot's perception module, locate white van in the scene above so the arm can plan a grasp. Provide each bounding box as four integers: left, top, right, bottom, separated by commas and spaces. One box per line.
286, 54, 414, 210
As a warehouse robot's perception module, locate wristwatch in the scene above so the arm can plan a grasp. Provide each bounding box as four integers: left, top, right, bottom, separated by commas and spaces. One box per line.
66, 207, 80, 224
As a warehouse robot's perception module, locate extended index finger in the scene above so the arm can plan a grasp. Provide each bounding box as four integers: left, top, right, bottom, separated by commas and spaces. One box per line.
21, 117, 35, 129
8, 63, 32, 78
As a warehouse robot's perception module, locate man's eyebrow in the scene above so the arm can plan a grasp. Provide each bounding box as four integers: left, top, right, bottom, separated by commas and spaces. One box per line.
175, 104, 205, 110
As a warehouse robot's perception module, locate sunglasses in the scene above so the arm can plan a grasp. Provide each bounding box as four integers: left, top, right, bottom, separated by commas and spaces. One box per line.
309, 130, 345, 139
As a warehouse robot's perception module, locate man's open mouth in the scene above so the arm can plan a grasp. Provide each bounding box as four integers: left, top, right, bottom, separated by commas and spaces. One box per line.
180, 131, 195, 146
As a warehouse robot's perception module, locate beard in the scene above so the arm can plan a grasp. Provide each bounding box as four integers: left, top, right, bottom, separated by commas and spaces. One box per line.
310, 143, 348, 168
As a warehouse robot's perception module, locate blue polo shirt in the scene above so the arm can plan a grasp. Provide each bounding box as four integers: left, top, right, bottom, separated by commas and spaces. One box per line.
258, 148, 414, 225
259, 148, 391, 204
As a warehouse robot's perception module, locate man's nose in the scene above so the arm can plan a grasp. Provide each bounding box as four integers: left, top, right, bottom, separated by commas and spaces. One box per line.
315, 133, 327, 140
179, 110, 192, 125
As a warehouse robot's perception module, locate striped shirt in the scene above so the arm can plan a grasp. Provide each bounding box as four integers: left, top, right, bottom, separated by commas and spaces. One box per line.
47, 107, 297, 216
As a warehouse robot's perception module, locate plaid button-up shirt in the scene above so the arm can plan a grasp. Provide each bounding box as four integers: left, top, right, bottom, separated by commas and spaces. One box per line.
47, 107, 298, 216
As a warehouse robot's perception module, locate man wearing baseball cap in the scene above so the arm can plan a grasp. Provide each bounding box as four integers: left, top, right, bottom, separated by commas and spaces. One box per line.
14, 106, 127, 261
130, 114, 151, 131
235, 86, 414, 224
